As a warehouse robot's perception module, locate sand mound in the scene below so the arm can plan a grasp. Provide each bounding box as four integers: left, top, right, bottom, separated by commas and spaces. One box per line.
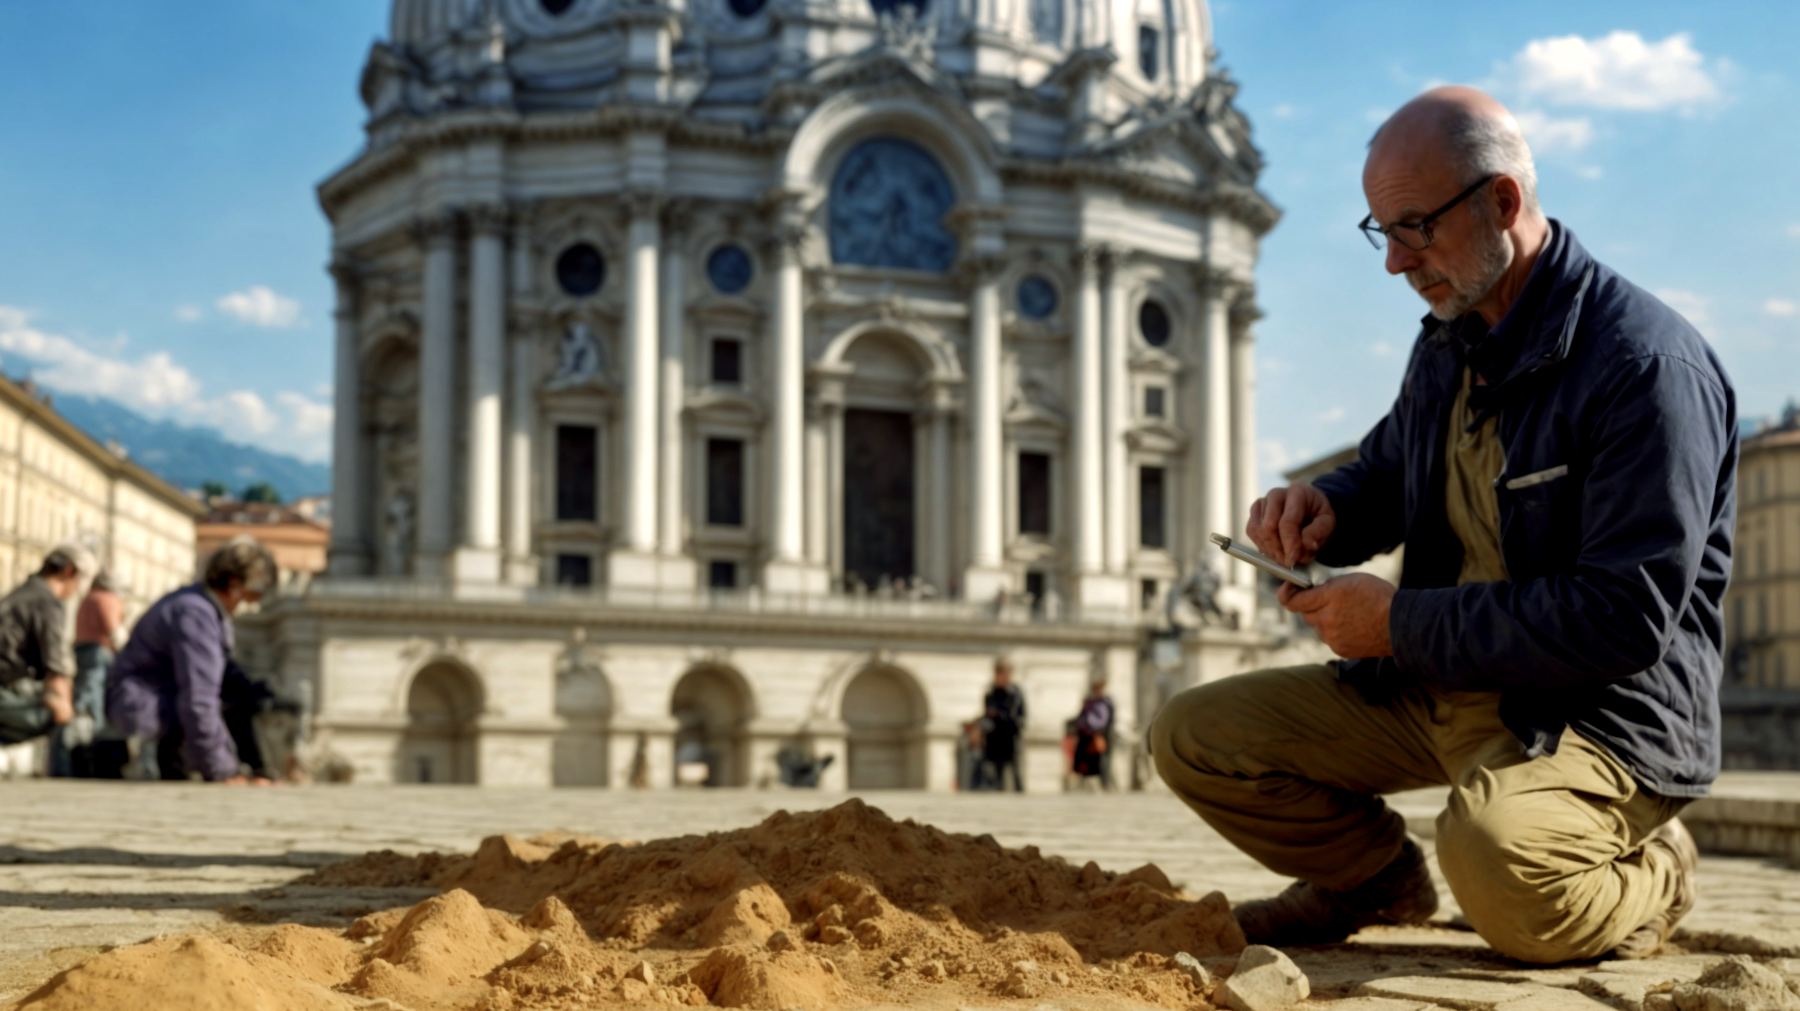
10, 934, 362, 1011
17, 799, 1245, 1011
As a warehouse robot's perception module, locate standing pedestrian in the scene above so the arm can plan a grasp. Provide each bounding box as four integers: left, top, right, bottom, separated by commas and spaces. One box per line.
0, 545, 94, 750
107, 537, 277, 783
981, 657, 1026, 792
50, 570, 127, 777
1071, 679, 1114, 790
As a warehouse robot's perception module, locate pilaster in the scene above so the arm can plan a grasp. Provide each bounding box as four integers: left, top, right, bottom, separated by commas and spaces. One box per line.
326, 255, 370, 577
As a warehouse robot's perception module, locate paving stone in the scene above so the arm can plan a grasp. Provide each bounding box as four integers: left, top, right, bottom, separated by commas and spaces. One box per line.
1308, 999, 1443, 1011
1491, 990, 1615, 1010
1355, 976, 1543, 1010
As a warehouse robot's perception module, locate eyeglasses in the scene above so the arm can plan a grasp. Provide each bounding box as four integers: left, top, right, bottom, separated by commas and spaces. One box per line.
1358, 175, 1496, 251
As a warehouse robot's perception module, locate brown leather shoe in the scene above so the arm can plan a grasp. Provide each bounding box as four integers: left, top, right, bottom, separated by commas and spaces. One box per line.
1608, 817, 1698, 960
1232, 837, 1440, 947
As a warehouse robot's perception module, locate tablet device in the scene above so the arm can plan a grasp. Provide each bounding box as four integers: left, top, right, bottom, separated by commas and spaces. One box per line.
1210, 533, 1314, 589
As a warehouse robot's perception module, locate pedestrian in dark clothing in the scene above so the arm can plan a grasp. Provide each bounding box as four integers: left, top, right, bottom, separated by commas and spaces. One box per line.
981, 657, 1026, 791
0, 544, 95, 747
107, 537, 277, 783
1071, 680, 1114, 788
1154, 88, 1730, 964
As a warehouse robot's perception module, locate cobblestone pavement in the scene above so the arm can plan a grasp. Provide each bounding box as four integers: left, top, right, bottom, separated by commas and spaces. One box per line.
2, 780, 1798, 1005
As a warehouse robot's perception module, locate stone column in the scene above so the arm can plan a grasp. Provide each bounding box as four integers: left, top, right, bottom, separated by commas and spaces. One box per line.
963, 259, 1008, 601
1100, 249, 1128, 573
505, 330, 537, 584
814, 366, 849, 585
657, 205, 694, 586
452, 205, 507, 582
612, 192, 663, 586
1199, 269, 1238, 582
1069, 246, 1127, 609
805, 394, 828, 567
326, 257, 368, 576
762, 207, 828, 594
925, 384, 955, 594
414, 211, 459, 578
1230, 295, 1261, 588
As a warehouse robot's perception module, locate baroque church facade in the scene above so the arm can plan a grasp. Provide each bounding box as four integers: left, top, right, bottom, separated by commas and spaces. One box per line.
242, 0, 1282, 789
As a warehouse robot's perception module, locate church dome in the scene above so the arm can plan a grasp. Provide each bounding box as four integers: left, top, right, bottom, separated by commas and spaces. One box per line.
372, 0, 1224, 145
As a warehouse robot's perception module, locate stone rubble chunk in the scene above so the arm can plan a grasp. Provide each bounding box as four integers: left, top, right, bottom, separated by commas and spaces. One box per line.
1171, 951, 1214, 992
1222, 945, 1310, 1011
627, 959, 656, 986
1671, 956, 1800, 1011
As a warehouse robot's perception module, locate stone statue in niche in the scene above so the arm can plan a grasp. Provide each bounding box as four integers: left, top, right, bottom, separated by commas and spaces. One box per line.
547, 321, 605, 388
828, 138, 959, 273
382, 490, 416, 577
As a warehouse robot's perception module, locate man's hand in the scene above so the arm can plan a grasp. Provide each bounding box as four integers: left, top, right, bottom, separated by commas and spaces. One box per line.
42, 675, 74, 725
1247, 482, 1337, 567
1279, 573, 1396, 658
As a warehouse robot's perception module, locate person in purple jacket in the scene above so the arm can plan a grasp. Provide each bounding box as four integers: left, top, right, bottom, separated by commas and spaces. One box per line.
107, 536, 277, 784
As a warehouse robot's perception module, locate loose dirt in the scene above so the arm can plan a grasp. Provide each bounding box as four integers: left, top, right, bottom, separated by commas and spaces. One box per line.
9, 799, 1246, 1011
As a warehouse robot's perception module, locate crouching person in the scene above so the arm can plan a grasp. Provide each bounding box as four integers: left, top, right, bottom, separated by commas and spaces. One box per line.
0, 545, 96, 748
107, 537, 277, 784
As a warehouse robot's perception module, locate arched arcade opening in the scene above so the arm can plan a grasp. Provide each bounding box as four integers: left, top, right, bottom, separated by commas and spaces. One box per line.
397, 662, 481, 784
670, 665, 753, 787
841, 664, 928, 789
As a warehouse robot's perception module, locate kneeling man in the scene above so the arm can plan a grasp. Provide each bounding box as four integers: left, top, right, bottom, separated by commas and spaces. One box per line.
1152, 87, 1735, 963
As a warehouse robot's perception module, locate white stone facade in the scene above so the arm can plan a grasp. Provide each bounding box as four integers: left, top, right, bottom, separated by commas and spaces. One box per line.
243, 0, 1281, 788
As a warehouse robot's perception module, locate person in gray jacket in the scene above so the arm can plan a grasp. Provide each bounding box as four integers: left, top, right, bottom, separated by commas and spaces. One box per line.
0, 544, 96, 746
107, 537, 277, 783
1152, 87, 1733, 964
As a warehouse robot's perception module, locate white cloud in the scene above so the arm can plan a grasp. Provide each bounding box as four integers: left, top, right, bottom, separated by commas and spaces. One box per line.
1318, 406, 1347, 423
1788, 223, 1800, 239
174, 304, 203, 322
215, 285, 302, 328
1510, 31, 1721, 112
1655, 288, 1714, 339
1576, 165, 1605, 180
0, 305, 331, 462
1271, 103, 1297, 119
1766, 298, 1798, 317
1515, 110, 1595, 152
1370, 340, 1395, 357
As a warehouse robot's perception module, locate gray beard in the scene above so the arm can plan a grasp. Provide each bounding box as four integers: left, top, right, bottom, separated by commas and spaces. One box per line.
1411, 226, 1514, 321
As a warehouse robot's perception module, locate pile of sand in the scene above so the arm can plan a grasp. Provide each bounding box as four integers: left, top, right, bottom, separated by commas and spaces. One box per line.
12, 799, 1246, 1011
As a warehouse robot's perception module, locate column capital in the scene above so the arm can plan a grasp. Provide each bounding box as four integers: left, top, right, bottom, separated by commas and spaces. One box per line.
1071, 242, 1117, 276
1195, 264, 1248, 303
662, 197, 696, 243
1229, 295, 1264, 330
412, 210, 460, 250
467, 202, 511, 236
954, 254, 1009, 291
622, 188, 666, 223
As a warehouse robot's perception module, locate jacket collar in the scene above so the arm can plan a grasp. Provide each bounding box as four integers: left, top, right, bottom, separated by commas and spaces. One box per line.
1424, 220, 1598, 412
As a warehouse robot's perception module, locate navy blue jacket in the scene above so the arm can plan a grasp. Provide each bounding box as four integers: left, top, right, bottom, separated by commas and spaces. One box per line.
1313, 223, 1736, 798
106, 585, 240, 782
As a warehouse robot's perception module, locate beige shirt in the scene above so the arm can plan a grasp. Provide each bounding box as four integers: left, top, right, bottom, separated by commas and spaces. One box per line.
1445, 366, 1510, 585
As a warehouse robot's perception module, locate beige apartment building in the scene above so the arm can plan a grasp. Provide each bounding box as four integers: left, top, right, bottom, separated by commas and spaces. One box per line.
0, 379, 201, 610
1727, 407, 1800, 687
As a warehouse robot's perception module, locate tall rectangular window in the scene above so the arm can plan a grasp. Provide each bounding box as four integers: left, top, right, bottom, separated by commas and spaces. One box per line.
711, 338, 743, 386
1018, 451, 1051, 535
1139, 465, 1166, 548
555, 425, 597, 521
555, 553, 592, 586
707, 438, 745, 527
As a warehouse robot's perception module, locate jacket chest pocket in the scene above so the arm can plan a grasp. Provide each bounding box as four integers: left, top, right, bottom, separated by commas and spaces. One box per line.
1497, 463, 1580, 574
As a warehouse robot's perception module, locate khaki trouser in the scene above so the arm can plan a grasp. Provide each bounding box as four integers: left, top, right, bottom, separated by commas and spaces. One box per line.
1150, 664, 1688, 963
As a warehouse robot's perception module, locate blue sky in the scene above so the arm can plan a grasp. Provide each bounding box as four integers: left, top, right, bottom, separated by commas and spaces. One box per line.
0, 2, 1795, 478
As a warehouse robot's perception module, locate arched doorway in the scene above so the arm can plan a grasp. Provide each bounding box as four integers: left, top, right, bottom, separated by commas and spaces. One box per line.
553, 656, 612, 787
670, 666, 752, 787
842, 665, 927, 789
398, 662, 481, 784
838, 332, 932, 591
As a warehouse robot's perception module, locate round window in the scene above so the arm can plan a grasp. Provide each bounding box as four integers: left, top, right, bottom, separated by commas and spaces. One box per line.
1017, 275, 1058, 319
1139, 299, 1172, 347
727, 0, 767, 14
542, 0, 576, 14
706, 245, 754, 294
556, 244, 606, 297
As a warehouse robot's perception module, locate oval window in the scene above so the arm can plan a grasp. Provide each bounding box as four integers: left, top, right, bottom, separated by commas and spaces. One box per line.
556, 244, 606, 297
728, 0, 767, 14
1139, 299, 1172, 347
707, 245, 754, 294
1017, 276, 1058, 319
542, 0, 576, 14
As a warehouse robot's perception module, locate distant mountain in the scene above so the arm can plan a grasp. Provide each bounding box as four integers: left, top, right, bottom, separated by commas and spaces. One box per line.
51, 395, 330, 500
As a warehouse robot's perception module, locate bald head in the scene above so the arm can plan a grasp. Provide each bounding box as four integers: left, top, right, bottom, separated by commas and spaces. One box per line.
1368, 86, 1541, 220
